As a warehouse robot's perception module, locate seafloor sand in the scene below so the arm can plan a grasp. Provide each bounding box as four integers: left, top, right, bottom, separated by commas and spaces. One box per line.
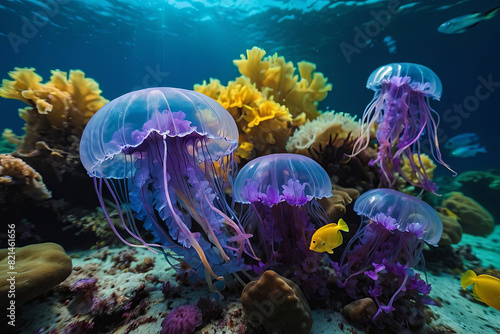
15, 226, 500, 334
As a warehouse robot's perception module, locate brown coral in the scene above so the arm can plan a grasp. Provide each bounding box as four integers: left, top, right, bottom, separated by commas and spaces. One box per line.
0, 242, 72, 308
319, 184, 359, 222
0, 153, 51, 200
241, 270, 313, 334
441, 192, 494, 236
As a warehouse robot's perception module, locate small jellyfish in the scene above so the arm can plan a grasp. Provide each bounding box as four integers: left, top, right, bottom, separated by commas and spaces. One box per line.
338, 188, 442, 319
233, 153, 332, 283
80, 87, 257, 286
350, 63, 455, 194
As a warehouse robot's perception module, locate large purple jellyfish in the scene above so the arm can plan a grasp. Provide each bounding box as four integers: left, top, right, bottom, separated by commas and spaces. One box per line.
233, 153, 332, 286
337, 188, 442, 320
80, 87, 257, 286
350, 63, 455, 194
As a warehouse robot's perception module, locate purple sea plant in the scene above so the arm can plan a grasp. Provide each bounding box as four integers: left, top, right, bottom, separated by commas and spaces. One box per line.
337, 188, 442, 320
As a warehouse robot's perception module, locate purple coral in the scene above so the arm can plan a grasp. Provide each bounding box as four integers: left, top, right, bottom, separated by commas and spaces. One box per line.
160, 305, 203, 334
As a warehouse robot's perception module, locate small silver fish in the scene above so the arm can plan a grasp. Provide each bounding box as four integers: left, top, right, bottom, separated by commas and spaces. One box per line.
438, 6, 500, 34
450, 144, 487, 158
445, 133, 479, 150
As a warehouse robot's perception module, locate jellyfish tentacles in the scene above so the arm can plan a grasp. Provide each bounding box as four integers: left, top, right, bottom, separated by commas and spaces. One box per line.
80, 87, 257, 282
338, 188, 442, 320
350, 63, 455, 194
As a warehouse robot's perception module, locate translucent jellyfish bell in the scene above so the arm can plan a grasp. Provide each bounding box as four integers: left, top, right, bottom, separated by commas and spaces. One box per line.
354, 188, 443, 246
233, 153, 332, 205
80, 87, 238, 178
367, 62, 443, 100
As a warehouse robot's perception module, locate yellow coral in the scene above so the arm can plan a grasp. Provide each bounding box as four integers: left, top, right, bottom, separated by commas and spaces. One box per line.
286, 111, 361, 156
0, 67, 108, 129
233, 46, 332, 120
196, 47, 332, 159
195, 75, 301, 159
400, 153, 436, 185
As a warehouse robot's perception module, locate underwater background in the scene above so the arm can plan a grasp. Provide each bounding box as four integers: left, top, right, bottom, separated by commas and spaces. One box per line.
1, 0, 500, 334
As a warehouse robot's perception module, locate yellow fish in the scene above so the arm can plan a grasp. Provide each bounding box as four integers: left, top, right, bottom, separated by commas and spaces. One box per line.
309, 218, 349, 254
460, 270, 500, 311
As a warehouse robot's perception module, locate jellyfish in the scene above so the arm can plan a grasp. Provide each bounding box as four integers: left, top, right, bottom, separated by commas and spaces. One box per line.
80, 87, 257, 286
233, 153, 332, 285
350, 63, 455, 194
337, 188, 442, 320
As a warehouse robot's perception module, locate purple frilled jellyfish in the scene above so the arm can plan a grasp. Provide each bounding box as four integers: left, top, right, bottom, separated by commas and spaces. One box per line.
80, 87, 257, 286
233, 153, 332, 285
350, 63, 455, 194
337, 188, 442, 320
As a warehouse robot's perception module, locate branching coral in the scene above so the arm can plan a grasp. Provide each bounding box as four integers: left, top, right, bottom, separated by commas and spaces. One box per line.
195, 47, 332, 160
0, 67, 108, 157
234, 46, 332, 120
0, 67, 108, 129
0, 153, 51, 200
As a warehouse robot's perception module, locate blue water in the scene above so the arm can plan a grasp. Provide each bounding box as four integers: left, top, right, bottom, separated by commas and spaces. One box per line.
2, 0, 499, 174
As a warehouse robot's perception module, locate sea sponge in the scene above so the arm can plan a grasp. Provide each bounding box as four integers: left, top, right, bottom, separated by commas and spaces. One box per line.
241, 270, 313, 334
0, 67, 108, 129
234, 46, 332, 120
441, 192, 494, 236
0, 242, 72, 308
436, 207, 463, 246
0, 153, 51, 200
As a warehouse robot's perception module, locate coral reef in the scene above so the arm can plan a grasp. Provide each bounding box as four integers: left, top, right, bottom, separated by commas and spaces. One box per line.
343, 297, 377, 324
195, 47, 332, 160
287, 111, 379, 191
0, 153, 51, 201
441, 192, 494, 236
241, 270, 313, 334
0, 242, 72, 308
233, 46, 332, 120
0, 67, 107, 215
